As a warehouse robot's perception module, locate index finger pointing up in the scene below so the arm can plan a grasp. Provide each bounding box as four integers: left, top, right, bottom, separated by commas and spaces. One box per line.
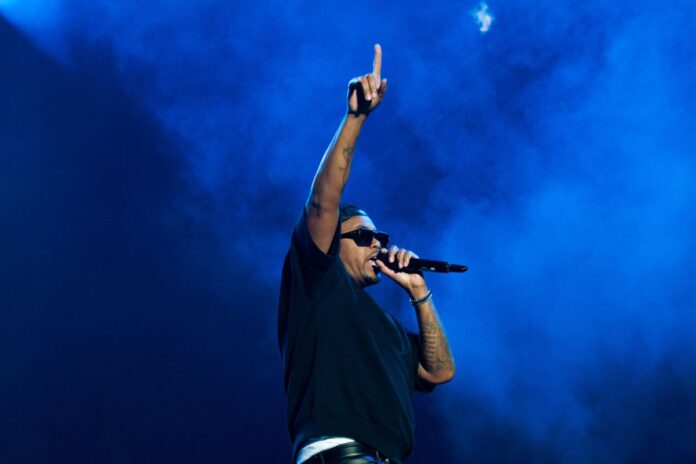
373, 43, 382, 80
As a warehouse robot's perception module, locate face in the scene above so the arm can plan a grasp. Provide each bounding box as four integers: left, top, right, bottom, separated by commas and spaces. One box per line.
339, 215, 385, 287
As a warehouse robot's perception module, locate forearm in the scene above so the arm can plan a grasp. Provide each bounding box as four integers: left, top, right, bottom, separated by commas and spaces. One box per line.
303, 46, 384, 252
411, 287, 456, 382
307, 113, 366, 211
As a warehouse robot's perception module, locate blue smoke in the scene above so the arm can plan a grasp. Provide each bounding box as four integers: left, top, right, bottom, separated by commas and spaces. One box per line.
2, 0, 696, 461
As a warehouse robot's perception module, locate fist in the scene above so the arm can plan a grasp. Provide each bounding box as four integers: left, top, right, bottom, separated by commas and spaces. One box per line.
375, 245, 427, 294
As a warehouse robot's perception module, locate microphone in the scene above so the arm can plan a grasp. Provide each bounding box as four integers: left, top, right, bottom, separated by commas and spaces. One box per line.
377, 253, 468, 273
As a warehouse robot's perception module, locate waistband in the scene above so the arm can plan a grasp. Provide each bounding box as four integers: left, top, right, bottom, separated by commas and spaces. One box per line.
302, 441, 392, 464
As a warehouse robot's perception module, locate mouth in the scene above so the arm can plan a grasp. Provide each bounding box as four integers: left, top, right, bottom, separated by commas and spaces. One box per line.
368, 254, 380, 273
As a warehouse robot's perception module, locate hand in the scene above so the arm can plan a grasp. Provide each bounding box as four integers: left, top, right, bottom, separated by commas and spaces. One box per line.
347, 44, 388, 116
375, 245, 429, 298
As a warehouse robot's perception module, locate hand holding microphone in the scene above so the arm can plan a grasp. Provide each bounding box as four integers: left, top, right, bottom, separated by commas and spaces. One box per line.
374, 245, 467, 298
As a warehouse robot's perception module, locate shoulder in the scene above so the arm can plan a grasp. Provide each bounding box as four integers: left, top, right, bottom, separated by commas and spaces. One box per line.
292, 208, 341, 272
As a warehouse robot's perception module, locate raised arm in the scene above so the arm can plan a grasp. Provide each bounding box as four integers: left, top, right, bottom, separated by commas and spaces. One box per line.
306, 44, 388, 253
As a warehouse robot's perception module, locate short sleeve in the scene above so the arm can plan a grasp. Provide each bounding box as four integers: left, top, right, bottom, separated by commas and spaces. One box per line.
293, 208, 340, 269
408, 332, 437, 394
279, 209, 342, 350
289, 209, 342, 297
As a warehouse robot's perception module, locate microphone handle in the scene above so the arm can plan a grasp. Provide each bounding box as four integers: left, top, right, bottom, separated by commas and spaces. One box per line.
377, 255, 468, 273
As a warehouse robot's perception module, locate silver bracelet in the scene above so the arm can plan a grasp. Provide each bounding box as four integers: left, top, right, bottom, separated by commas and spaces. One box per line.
410, 290, 432, 306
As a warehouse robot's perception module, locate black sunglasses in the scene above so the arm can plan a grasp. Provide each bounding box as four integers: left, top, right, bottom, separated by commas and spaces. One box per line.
340, 228, 390, 247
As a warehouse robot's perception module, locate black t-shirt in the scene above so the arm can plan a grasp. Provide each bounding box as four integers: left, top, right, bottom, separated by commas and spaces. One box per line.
278, 210, 434, 463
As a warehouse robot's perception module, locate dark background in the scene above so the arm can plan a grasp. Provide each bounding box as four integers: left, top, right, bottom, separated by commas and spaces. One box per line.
2, 1, 696, 462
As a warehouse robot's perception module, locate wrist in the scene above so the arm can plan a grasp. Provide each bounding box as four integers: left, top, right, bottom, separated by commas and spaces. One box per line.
409, 288, 432, 307
407, 284, 429, 301
345, 112, 368, 124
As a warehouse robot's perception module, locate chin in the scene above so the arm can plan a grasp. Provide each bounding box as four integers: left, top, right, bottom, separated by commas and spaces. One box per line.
362, 270, 381, 287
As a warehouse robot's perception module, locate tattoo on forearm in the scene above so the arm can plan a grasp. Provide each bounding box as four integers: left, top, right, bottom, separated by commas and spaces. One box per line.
419, 304, 455, 373
338, 145, 355, 183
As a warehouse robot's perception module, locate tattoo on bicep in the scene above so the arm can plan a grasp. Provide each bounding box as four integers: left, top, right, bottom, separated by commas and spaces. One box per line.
342, 145, 355, 163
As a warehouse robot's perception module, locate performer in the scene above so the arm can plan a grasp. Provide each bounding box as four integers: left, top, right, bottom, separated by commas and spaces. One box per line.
278, 44, 456, 464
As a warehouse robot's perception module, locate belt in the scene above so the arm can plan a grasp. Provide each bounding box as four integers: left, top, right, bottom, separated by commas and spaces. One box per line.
304, 441, 392, 464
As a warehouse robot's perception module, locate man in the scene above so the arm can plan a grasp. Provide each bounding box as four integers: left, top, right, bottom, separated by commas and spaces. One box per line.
278, 44, 456, 464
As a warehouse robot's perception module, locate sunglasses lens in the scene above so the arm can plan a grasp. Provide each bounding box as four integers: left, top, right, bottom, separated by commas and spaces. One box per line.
342, 229, 390, 247
357, 230, 374, 246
